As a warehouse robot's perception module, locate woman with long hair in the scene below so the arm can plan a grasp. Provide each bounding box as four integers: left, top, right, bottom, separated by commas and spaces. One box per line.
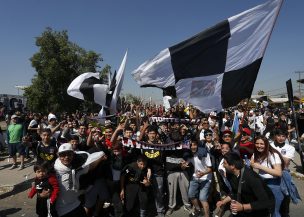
250, 135, 285, 217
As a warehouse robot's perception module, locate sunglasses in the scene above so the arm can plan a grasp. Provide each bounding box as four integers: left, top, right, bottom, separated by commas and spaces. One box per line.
205, 133, 213, 137
242, 132, 249, 136
223, 134, 231, 138
59, 152, 73, 157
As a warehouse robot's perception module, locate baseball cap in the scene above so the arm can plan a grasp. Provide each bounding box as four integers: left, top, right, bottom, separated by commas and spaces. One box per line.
11, 114, 19, 119
58, 143, 73, 154
48, 114, 57, 122
223, 130, 233, 136
242, 128, 251, 136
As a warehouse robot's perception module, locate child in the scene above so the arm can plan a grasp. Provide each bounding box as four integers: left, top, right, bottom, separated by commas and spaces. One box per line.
28, 162, 59, 217
120, 155, 151, 217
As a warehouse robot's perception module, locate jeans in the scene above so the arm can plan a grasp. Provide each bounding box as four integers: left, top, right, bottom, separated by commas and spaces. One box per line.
188, 179, 211, 202
266, 178, 284, 217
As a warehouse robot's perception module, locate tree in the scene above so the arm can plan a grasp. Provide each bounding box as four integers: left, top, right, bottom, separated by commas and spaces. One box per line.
25, 28, 106, 113
257, 90, 265, 95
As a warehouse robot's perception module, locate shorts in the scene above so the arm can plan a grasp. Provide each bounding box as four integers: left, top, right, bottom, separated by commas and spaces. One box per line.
8, 142, 25, 156
188, 179, 211, 202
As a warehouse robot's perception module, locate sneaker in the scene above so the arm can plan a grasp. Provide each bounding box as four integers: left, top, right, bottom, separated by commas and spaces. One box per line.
9, 164, 17, 170
190, 209, 202, 217
183, 205, 192, 213
103, 202, 111, 208
165, 208, 174, 216
18, 164, 24, 170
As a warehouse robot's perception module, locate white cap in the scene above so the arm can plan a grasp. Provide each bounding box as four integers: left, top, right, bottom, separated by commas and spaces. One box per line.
11, 114, 19, 119
58, 143, 73, 154
210, 111, 217, 117
48, 114, 57, 121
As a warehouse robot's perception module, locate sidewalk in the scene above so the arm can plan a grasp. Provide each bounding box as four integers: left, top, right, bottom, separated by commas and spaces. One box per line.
0, 154, 36, 191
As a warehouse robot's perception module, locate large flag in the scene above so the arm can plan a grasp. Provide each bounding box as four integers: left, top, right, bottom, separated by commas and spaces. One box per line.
132, 0, 283, 112
67, 51, 127, 113
109, 51, 128, 112
67, 72, 108, 106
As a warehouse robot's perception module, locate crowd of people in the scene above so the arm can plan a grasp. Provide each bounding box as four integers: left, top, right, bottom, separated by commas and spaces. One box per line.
0, 103, 302, 217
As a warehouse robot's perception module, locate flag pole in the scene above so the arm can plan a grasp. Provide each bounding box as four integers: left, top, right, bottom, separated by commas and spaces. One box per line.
286, 79, 304, 172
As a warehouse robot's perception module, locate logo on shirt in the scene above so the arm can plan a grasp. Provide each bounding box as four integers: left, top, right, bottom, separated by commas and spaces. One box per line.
144, 151, 160, 159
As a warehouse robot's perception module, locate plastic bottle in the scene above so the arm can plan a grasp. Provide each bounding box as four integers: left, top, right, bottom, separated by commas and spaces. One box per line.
244, 154, 250, 168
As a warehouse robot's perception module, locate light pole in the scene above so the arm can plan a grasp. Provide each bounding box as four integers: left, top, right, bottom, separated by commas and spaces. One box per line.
14, 85, 28, 96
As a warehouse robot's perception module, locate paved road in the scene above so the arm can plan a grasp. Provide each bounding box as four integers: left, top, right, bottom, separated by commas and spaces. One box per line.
1, 153, 304, 217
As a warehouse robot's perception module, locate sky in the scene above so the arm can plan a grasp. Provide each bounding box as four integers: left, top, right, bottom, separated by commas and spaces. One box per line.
1, 0, 304, 104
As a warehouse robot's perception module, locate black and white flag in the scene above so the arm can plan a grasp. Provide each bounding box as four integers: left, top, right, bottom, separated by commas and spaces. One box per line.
67, 51, 127, 114
67, 72, 108, 106
132, 0, 283, 112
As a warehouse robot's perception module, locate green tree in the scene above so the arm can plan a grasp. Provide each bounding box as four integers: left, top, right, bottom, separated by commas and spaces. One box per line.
25, 28, 105, 113
257, 90, 265, 95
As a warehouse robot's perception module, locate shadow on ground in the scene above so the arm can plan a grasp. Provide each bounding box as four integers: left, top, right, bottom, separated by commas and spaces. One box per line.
0, 208, 22, 217
0, 178, 34, 200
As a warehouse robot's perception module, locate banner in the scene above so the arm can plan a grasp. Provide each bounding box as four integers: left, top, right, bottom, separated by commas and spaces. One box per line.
122, 138, 190, 150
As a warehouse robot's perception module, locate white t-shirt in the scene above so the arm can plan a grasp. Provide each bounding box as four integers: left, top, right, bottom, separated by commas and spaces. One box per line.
189, 153, 212, 181
270, 141, 295, 160
252, 152, 282, 179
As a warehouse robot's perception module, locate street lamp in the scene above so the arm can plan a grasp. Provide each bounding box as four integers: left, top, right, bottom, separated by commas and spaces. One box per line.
14, 85, 28, 95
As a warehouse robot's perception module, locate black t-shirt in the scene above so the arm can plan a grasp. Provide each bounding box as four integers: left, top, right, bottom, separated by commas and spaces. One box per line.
36, 141, 58, 166
122, 162, 147, 184
143, 148, 164, 176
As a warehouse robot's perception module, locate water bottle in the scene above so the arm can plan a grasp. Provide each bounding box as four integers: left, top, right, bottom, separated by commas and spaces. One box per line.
244, 154, 250, 168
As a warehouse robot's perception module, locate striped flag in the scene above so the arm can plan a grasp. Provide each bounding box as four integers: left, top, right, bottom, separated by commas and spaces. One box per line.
132, 0, 283, 112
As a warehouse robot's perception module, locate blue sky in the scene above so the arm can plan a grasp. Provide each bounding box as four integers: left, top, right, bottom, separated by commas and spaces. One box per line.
1, 0, 304, 103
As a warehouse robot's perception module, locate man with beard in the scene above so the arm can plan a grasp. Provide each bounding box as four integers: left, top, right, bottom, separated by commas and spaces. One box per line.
216, 152, 274, 217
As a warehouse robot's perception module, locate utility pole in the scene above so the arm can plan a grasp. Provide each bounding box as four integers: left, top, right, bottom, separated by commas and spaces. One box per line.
295, 71, 304, 102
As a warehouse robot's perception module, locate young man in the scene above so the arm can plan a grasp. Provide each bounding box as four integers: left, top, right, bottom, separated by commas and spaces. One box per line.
36, 128, 58, 167
188, 139, 212, 217
270, 129, 295, 217
120, 155, 150, 217
165, 128, 192, 216
216, 152, 274, 217
142, 126, 166, 217
7, 114, 25, 170
54, 143, 106, 217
